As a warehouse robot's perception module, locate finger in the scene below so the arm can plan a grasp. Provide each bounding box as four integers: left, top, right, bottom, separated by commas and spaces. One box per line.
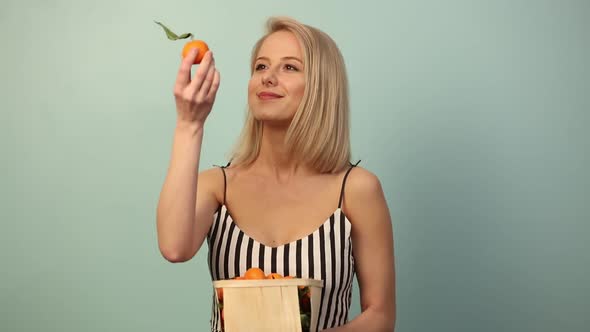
196, 64, 217, 101
206, 70, 221, 101
174, 48, 199, 91
186, 51, 213, 95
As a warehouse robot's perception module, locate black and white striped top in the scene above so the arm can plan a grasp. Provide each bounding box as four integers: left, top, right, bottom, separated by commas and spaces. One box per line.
206, 162, 359, 332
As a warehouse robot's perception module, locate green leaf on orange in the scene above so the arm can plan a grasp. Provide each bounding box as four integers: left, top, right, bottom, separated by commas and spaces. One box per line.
154, 21, 193, 40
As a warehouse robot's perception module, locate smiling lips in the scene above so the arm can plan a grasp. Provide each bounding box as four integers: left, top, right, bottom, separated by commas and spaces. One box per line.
257, 91, 284, 100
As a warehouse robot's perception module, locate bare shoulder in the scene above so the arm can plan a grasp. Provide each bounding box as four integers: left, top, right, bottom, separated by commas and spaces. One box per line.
197, 167, 225, 204
198, 167, 224, 184
345, 166, 384, 200
341, 166, 389, 223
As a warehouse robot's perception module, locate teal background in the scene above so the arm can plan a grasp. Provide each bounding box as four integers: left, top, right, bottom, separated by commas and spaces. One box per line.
1, 0, 588, 331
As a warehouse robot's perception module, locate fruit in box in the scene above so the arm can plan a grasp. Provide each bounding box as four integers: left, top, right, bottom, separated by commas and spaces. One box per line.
214, 268, 322, 332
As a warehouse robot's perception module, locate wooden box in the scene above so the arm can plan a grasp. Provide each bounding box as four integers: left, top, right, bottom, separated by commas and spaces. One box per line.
213, 278, 323, 332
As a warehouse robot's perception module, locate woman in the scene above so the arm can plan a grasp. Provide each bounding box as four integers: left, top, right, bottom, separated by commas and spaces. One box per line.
156, 16, 396, 332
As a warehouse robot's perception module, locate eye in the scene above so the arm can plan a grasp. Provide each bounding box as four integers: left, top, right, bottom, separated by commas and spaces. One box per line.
285, 64, 299, 71
255, 63, 267, 71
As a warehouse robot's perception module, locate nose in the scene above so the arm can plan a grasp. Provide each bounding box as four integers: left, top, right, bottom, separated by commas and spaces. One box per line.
261, 69, 277, 86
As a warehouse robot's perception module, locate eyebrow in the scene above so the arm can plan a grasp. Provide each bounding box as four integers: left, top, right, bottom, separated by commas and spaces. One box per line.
255, 56, 303, 63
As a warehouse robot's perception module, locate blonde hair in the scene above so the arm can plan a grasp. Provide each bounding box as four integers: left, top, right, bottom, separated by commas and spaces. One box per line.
230, 16, 351, 173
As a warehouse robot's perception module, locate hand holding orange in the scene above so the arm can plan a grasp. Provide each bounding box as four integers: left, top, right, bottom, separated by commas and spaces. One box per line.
182, 40, 209, 64
155, 21, 210, 64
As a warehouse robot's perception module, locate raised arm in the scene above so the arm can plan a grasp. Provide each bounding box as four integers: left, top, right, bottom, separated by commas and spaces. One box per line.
156, 48, 221, 262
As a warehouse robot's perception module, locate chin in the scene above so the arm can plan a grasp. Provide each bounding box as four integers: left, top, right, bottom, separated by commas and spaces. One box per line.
254, 115, 293, 127
250, 107, 295, 124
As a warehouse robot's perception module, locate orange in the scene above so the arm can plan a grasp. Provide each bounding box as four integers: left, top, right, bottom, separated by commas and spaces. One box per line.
216, 288, 223, 301
181, 40, 209, 64
243, 267, 266, 280
266, 273, 283, 279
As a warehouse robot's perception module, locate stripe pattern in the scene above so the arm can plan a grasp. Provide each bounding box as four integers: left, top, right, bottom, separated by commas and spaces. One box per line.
206, 205, 355, 332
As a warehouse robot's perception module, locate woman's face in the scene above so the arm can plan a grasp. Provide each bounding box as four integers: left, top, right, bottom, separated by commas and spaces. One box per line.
248, 31, 306, 126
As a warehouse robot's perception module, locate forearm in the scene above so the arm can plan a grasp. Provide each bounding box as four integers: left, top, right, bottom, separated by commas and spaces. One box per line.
156, 123, 204, 261
322, 307, 395, 332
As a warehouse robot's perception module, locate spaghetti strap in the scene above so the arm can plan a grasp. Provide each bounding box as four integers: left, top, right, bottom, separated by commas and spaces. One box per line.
213, 161, 231, 205
338, 160, 361, 209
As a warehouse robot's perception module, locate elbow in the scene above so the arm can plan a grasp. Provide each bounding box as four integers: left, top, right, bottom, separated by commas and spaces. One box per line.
156, 227, 197, 263
162, 252, 190, 263
380, 315, 396, 332
389, 319, 396, 332
383, 307, 396, 332
158, 244, 193, 263
367, 305, 396, 332
378, 317, 396, 332
388, 312, 397, 331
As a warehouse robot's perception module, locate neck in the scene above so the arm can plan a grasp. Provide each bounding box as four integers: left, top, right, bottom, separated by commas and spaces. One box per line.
253, 122, 315, 181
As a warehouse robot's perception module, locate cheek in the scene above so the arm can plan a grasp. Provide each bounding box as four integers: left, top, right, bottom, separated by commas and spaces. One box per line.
247, 77, 256, 94
247, 77, 258, 103
293, 81, 306, 101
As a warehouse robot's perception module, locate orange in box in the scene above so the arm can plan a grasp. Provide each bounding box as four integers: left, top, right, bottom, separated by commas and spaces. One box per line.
213, 278, 323, 332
